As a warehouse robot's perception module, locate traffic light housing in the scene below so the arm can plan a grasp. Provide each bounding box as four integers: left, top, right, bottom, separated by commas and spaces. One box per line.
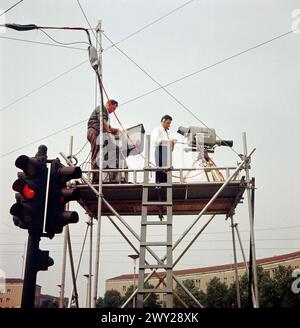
10, 150, 48, 234
45, 159, 82, 238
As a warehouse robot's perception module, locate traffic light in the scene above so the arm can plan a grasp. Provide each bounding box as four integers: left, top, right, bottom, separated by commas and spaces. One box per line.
10, 148, 48, 234
45, 158, 82, 238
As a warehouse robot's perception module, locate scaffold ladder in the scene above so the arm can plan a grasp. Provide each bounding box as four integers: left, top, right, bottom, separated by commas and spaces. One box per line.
137, 136, 173, 308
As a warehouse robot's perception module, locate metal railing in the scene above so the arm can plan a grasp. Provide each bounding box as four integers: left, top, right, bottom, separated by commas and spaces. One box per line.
79, 165, 240, 186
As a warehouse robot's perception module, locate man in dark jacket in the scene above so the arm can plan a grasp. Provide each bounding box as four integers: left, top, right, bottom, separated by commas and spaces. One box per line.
87, 100, 119, 182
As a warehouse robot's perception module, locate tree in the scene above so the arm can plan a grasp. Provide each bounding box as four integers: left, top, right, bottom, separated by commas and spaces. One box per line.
40, 299, 59, 308
121, 284, 161, 308
226, 265, 300, 308
96, 289, 122, 308
95, 296, 104, 308
260, 265, 300, 308
205, 277, 229, 308
174, 279, 206, 308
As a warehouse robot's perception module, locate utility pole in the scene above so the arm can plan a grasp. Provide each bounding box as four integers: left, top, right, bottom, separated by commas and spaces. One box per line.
93, 20, 104, 308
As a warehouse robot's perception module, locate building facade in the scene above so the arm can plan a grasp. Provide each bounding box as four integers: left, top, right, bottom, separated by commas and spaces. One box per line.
106, 251, 300, 299
0, 278, 41, 308
0, 279, 65, 308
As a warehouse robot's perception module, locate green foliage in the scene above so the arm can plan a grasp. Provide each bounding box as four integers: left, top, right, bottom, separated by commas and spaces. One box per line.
96, 289, 122, 308
98, 266, 300, 308
174, 279, 206, 308
173, 265, 300, 308
95, 296, 104, 308
40, 299, 59, 308
205, 277, 229, 308
121, 284, 161, 308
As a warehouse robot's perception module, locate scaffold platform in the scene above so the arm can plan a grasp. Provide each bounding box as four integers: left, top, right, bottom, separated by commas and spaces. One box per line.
76, 179, 246, 217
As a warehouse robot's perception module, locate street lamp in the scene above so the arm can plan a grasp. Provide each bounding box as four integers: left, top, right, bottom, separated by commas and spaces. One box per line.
128, 254, 139, 308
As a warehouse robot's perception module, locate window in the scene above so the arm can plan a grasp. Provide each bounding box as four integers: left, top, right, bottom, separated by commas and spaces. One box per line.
0, 298, 2, 303
7, 288, 11, 294
122, 286, 127, 292
6, 298, 10, 303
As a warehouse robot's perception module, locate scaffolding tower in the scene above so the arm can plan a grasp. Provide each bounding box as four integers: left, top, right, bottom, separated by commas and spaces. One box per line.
59, 130, 258, 308
57, 21, 258, 309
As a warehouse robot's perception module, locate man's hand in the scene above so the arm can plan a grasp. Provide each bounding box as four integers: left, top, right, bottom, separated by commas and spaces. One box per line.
109, 127, 119, 135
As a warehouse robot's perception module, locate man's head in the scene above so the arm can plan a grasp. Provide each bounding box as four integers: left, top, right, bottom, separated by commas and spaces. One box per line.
161, 114, 173, 129
106, 99, 118, 113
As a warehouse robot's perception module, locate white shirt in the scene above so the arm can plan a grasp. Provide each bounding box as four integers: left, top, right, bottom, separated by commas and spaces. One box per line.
151, 125, 170, 147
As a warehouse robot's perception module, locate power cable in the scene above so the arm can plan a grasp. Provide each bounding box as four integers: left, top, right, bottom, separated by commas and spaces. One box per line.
0, 118, 87, 158
0, 59, 88, 114
0, 0, 24, 17
1, 247, 299, 254
39, 29, 90, 47
73, 140, 89, 157
104, 31, 241, 156
2, 224, 300, 237
1, 0, 195, 52
1, 28, 298, 157
0, 35, 86, 51
76, 0, 97, 40
103, 0, 197, 52
1, 238, 300, 247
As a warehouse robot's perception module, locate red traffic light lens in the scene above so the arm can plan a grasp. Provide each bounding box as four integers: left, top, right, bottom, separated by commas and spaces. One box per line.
23, 184, 36, 199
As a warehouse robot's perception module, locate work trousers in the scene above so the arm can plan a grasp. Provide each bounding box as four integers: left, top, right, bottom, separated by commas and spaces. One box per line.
87, 128, 120, 181
155, 145, 168, 183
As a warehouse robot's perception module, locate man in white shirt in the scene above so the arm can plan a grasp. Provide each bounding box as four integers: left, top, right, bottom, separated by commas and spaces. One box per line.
151, 115, 177, 183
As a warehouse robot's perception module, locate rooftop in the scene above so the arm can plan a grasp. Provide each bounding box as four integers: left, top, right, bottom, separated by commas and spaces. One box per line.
106, 251, 300, 282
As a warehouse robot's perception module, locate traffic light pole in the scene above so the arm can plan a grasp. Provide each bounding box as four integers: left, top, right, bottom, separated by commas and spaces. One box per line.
60, 136, 74, 308
21, 234, 40, 308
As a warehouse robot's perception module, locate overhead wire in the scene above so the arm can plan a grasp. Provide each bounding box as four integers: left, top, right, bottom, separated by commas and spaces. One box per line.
102, 32, 238, 157
1, 10, 299, 116
0, 118, 88, 158
76, 0, 97, 40
0, 0, 24, 17
0, 35, 87, 51
0, 59, 88, 114
1, 19, 299, 156
2, 224, 300, 237
2, 237, 300, 247
39, 28, 90, 47
103, 0, 197, 52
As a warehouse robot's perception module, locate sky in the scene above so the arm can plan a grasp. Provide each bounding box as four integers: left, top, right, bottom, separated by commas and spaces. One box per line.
0, 0, 300, 307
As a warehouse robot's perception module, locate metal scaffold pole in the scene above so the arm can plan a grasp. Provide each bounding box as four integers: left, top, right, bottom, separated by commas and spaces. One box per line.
88, 216, 93, 308
242, 132, 259, 308
230, 216, 241, 308
93, 20, 104, 308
